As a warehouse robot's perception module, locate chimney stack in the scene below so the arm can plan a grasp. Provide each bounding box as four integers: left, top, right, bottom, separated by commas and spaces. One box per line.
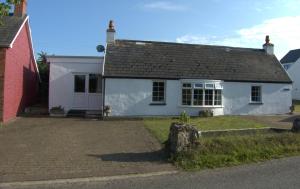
14, 0, 27, 17
263, 35, 274, 55
106, 20, 116, 43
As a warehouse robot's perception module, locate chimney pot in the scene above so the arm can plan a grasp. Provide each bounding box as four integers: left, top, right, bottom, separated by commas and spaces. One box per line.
14, 0, 27, 17
108, 20, 115, 31
265, 35, 270, 44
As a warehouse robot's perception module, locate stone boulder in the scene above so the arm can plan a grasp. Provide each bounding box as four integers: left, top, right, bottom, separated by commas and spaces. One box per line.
292, 118, 300, 133
168, 123, 199, 154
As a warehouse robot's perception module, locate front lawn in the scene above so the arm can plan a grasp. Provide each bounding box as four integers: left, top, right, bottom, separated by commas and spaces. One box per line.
144, 116, 269, 143
173, 133, 300, 170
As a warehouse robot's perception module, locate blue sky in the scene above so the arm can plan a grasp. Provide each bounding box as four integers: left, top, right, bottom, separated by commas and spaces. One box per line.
27, 0, 300, 58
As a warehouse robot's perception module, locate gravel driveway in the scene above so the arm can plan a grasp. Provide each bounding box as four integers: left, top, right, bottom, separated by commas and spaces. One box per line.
0, 117, 175, 182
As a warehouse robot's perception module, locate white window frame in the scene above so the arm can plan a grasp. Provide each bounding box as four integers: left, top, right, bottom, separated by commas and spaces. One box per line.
152, 80, 166, 104
181, 82, 223, 107
182, 83, 193, 106
250, 85, 262, 103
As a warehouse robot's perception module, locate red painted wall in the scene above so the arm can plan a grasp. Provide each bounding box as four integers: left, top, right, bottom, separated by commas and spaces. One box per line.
3, 21, 38, 123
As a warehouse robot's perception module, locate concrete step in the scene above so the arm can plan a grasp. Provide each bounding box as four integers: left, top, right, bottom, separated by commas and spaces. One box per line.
24, 104, 49, 115
67, 110, 86, 117
85, 110, 102, 118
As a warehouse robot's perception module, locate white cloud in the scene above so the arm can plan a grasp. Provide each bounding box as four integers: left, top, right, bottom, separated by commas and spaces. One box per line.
176, 16, 300, 59
143, 1, 187, 11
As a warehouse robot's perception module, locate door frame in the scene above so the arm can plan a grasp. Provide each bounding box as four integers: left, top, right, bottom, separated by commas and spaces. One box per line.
72, 73, 102, 110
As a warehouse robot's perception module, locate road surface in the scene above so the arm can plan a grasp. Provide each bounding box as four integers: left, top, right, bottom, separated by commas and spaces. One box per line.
2, 156, 300, 189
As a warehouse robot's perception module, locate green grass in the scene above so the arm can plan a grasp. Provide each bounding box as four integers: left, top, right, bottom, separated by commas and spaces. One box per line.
172, 133, 300, 170
293, 100, 300, 113
144, 116, 269, 143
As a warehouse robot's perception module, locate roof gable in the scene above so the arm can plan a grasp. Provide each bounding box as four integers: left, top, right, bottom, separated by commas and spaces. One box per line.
281, 49, 300, 64
104, 40, 292, 83
0, 16, 27, 47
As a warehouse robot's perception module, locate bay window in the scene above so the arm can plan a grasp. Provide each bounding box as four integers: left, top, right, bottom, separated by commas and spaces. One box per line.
181, 82, 222, 106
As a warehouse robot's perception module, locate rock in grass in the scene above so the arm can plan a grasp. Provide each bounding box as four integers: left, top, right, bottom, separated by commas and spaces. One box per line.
168, 123, 199, 154
292, 118, 300, 133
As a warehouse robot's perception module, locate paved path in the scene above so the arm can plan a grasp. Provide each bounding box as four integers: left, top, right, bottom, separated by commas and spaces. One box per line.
0, 117, 174, 183
4, 156, 300, 189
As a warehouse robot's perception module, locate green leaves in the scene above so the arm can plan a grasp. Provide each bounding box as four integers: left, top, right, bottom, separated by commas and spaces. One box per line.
179, 111, 190, 124
0, 0, 21, 25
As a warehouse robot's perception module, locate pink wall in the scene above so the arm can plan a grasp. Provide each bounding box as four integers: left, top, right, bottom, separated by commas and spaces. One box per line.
3, 21, 38, 123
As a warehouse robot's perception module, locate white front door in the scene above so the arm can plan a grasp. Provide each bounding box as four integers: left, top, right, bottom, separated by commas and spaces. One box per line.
73, 74, 102, 110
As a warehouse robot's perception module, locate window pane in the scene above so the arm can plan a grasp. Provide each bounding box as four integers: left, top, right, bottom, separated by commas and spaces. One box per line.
193, 89, 203, 105
183, 83, 192, 88
152, 81, 165, 102
182, 89, 192, 105
74, 75, 86, 92
194, 83, 203, 88
251, 86, 261, 102
214, 90, 222, 105
205, 83, 214, 89
205, 89, 213, 105
89, 74, 102, 93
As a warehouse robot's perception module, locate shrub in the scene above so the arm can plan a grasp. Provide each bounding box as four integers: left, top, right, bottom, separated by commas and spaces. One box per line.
199, 110, 213, 117
179, 111, 190, 124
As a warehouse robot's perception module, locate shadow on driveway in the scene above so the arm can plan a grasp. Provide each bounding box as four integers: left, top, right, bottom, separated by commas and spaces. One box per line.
87, 150, 168, 163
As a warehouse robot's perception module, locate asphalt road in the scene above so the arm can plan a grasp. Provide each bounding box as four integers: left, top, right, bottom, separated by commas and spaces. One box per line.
3, 156, 300, 189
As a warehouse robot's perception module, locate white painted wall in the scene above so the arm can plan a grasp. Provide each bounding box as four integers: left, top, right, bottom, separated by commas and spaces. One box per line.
105, 78, 291, 116
223, 82, 292, 115
286, 59, 300, 100
48, 56, 103, 112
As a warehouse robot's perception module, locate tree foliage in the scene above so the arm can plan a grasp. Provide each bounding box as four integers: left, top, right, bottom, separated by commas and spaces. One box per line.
36, 51, 49, 102
0, 0, 20, 15
0, 0, 21, 24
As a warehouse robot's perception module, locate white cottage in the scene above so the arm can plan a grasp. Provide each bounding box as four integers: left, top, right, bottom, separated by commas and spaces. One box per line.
48, 21, 292, 116
281, 49, 300, 100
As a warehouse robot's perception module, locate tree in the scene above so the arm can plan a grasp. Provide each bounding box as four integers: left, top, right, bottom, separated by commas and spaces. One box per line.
0, 0, 21, 24
36, 51, 49, 103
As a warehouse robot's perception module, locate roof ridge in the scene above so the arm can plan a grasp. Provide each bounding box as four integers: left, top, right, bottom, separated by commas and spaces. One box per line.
115, 39, 263, 51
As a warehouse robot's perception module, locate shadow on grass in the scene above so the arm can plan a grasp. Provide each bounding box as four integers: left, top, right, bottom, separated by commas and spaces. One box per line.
87, 150, 169, 163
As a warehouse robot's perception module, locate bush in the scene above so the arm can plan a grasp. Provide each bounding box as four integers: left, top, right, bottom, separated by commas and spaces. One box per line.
179, 111, 190, 124
199, 110, 213, 117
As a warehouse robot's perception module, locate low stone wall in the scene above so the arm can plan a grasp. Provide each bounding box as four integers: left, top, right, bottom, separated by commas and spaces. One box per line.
200, 127, 291, 137
167, 123, 293, 154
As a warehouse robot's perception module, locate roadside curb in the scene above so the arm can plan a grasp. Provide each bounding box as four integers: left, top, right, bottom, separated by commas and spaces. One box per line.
0, 171, 178, 188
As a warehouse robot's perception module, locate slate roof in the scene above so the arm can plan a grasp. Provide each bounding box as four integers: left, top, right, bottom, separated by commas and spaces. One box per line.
281, 49, 300, 64
104, 40, 292, 83
0, 16, 27, 47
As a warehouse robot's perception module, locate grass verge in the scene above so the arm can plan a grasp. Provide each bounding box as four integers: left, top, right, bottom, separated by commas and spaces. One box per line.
293, 100, 300, 113
172, 133, 300, 171
144, 116, 269, 143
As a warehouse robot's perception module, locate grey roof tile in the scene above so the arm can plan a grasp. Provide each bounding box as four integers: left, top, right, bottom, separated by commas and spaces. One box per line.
0, 16, 27, 47
281, 49, 300, 64
104, 40, 292, 83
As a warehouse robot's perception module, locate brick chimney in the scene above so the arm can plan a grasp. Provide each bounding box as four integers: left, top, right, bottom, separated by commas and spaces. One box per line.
14, 0, 27, 17
106, 20, 116, 43
263, 35, 274, 55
